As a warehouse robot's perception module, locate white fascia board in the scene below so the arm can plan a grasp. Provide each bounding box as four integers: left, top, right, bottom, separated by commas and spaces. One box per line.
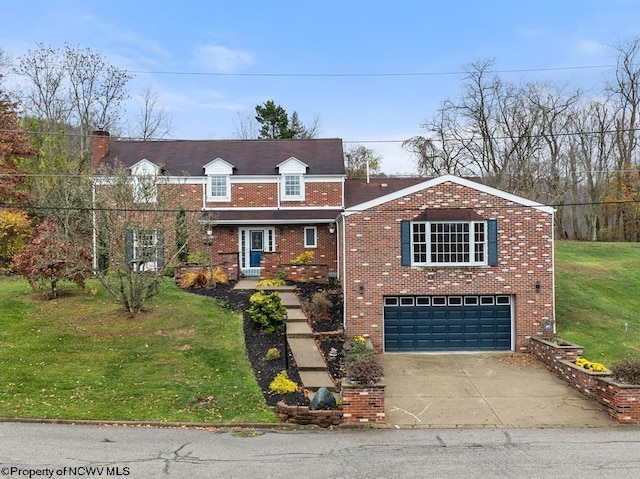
206, 218, 339, 225
344, 174, 555, 216
202, 206, 343, 212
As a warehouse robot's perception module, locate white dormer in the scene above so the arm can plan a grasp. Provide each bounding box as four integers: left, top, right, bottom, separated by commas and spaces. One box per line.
203, 158, 234, 202
131, 159, 160, 203
131, 158, 161, 176
277, 157, 307, 201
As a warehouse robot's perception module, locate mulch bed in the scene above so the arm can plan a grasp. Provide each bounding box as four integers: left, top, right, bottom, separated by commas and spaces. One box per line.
184, 281, 346, 408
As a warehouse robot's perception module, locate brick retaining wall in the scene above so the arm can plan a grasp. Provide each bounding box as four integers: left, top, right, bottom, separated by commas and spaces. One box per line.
341, 379, 386, 424
531, 337, 640, 423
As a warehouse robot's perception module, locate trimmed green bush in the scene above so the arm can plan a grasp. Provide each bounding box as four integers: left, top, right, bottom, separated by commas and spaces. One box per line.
269, 371, 298, 394
247, 291, 287, 333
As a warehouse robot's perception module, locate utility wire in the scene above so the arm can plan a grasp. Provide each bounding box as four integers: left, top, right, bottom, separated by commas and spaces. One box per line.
3, 199, 640, 215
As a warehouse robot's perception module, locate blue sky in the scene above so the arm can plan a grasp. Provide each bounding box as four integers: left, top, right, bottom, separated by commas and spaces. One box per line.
2, 1, 640, 174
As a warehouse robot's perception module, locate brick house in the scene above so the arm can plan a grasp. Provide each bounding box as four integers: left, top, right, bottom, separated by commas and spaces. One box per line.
92, 132, 555, 353
91, 131, 344, 279
337, 176, 555, 353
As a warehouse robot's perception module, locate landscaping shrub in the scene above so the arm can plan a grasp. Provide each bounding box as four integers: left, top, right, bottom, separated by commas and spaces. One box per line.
610, 358, 640, 384
269, 371, 298, 394
291, 251, 314, 265
344, 336, 373, 366
180, 269, 211, 288
213, 266, 228, 284
257, 278, 286, 287
306, 290, 333, 319
247, 291, 287, 332
265, 347, 280, 361
346, 357, 384, 385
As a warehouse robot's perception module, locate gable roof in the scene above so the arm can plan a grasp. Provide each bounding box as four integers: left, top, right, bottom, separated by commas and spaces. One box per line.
100, 138, 345, 176
344, 175, 555, 215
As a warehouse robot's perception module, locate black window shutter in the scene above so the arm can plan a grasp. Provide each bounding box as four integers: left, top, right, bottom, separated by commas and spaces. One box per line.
401, 220, 411, 266
126, 229, 134, 268
487, 219, 498, 266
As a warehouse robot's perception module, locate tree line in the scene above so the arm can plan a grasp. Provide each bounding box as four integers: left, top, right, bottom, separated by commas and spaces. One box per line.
403, 38, 640, 241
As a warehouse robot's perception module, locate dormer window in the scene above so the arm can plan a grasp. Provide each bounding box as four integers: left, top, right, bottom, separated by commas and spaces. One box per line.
277, 156, 308, 202
283, 175, 303, 200
130, 159, 160, 203
204, 158, 234, 202
208, 175, 230, 201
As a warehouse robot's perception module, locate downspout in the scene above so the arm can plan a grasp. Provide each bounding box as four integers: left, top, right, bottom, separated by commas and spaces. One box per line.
340, 212, 347, 332
92, 179, 98, 272
551, 209, 557, 335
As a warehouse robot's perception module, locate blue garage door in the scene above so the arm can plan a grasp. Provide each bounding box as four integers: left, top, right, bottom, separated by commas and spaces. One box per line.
384, 295, 512, 352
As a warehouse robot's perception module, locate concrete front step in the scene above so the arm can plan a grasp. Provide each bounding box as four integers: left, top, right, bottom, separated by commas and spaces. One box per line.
284, 308, 307, 322
299, 370, 337, 392
287, 338, 327, 371
286, 321, 313, 338
278, 292, 301, 308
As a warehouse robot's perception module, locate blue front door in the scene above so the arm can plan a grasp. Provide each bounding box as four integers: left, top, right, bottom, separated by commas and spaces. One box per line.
249, 230, 263, 267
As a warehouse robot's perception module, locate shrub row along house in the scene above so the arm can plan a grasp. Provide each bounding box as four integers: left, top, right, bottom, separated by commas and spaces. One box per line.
92, 131, 555, 353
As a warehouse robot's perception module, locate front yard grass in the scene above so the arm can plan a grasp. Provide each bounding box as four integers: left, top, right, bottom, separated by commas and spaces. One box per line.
0, 277, 276, 423
555, 241, 640, 365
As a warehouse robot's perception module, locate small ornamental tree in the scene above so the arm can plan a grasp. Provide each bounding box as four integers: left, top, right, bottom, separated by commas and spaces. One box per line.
12, 219, 92, 298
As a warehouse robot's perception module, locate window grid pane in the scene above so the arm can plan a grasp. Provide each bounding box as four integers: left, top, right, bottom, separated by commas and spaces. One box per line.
210, 176, 227, 197
284, 176, 301, 196
412, 223, 427, 263
430, 222, 469, 263
474, 222, 485, 262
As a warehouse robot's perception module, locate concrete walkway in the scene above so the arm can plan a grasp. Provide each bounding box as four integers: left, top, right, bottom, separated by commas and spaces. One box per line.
234, 281, 335, 393
381, 353, 617, 428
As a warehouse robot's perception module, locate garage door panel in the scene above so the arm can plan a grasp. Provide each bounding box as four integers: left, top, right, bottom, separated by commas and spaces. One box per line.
384, 296, 512, 352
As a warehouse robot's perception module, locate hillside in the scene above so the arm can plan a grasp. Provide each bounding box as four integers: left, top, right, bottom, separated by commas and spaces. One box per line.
555, 241, 640, 364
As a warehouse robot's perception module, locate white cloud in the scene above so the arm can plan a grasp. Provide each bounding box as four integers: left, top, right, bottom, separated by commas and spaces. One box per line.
576, 39, 607, 56
190, 44, 255, 73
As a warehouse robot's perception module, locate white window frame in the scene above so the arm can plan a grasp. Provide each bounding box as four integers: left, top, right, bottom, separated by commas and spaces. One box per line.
132, 175, 157, 203
281, 174, 304, 201
132, 229, 159, 271
207, 175, 230, 202
411, 221, 487, 266
304, 226, 317, 248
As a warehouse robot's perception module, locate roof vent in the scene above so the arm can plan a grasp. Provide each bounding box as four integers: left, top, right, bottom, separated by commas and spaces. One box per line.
380, 183, 388, 188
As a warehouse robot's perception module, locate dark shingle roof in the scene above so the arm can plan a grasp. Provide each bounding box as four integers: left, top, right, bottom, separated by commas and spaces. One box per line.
344, 177, 427, 207
102, 138, 345, 176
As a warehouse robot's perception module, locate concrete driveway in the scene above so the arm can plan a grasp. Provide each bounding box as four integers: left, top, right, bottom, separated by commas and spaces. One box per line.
380, 353, 617, 428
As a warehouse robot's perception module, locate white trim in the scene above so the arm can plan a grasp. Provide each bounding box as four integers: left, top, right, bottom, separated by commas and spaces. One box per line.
411, 220, 487, 267
304, 226, 318, 248
281, 174, 305, 201
203, 218, 337, 225
206, 174, 231, 202
344, 175, 556, 216
201, 206, 343, 211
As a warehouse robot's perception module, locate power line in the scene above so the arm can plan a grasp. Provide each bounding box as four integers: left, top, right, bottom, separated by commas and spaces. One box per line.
3, 198, 640, 215
3, 125, 640, 146
6, 64, 617, 79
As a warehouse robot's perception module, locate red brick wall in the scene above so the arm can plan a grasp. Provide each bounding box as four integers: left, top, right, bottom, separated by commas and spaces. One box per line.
341, 381, 386, 423
202, 180, 342, 209
341, 181, 555, 352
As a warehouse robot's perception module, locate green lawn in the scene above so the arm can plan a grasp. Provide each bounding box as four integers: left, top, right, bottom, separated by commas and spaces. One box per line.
555, 241, 640, 365
0, 277, 276, 423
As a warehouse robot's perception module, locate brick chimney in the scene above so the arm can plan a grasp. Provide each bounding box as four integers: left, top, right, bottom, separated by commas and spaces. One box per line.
91, 130, 110, 169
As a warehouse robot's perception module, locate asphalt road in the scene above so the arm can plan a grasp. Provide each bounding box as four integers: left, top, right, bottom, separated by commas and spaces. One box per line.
1, 422, 640, 478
